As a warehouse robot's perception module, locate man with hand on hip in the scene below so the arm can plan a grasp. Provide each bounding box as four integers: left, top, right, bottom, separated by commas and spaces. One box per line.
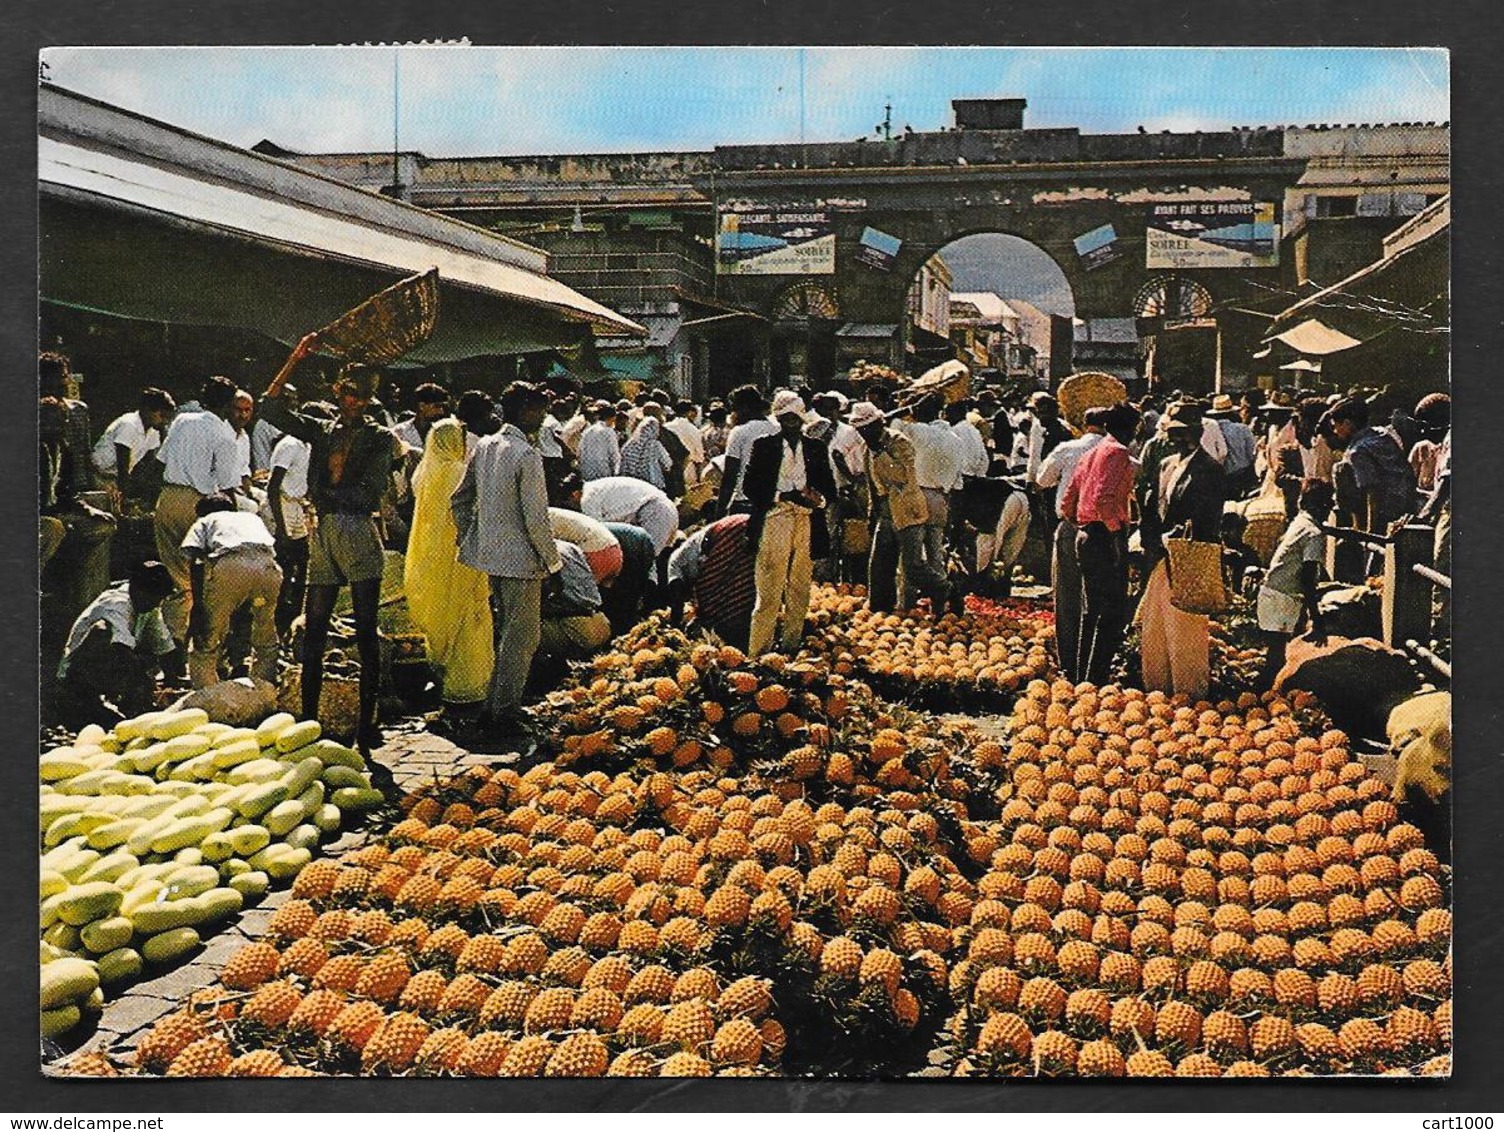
741, 391, 837, 657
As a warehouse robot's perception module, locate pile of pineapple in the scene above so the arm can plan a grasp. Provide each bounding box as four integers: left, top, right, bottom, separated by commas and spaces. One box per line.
70, 626, 1451, 1078
945, 679, 1450, 1077
805, 584, 1057, 709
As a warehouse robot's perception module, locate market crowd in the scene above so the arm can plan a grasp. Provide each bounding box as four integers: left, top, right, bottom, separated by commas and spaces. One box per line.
42, 337, 1450, 757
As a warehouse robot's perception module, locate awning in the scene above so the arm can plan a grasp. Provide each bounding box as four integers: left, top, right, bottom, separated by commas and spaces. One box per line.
1280, 359, 1323, 372
836, 323, 899, 339
1268, 318, 1362, 356
38, 84, 644, 363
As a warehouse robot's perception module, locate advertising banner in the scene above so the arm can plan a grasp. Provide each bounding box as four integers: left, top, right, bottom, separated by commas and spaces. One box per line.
855, 226, 902, 271
716, 202, 836, 275
1073, 222, 1122, 270
1145, 201, 1279, 269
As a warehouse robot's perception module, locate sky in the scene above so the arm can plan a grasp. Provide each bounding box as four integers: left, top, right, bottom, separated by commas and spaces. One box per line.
43, 46, 1449, 158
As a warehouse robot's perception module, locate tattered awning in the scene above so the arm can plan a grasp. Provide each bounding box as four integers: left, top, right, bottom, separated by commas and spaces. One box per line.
39, 84, 644, 364
1268, 318, 1362, 356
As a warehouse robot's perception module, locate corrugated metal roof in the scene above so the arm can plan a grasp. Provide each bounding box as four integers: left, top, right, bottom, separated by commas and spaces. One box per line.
836, 323, 898, 338
38, 84, 644, 339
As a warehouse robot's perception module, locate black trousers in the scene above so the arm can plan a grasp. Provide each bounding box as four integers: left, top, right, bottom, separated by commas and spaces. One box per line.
1075, 522, 1130, 684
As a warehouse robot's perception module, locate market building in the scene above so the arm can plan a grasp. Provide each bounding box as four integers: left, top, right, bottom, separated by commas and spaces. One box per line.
263, 98, 1447, 397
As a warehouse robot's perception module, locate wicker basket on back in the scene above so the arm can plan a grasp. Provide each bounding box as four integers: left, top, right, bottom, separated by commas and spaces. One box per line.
314, 269, 441, 366
1057, 371, 1128, 433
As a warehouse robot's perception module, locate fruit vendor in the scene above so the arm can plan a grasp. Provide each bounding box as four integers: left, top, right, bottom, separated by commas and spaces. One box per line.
664, 512, 756, 651
180, 493, 283, 688
549, 497, 624, 587
451, 381, 562, 737
260, 334, 403, 756
1256, 479, 1332, 684
742, 392, 838, 657
54, 560, 175, 726
537, 538, 612, 660
847, 400, 950, 614
579, 475, 680, 559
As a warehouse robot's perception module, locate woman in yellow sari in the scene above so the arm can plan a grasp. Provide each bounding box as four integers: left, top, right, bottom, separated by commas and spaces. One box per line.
403, 418, 493, 711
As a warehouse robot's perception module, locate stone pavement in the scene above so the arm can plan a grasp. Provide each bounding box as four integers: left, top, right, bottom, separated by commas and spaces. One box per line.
45, 720, 515, 1075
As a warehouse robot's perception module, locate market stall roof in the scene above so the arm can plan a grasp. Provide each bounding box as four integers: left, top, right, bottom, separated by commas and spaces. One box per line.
1268, 318, 1363, 356
1267, 196, 1449, 343
38, 84, 644, 361
836, 323, 899, 339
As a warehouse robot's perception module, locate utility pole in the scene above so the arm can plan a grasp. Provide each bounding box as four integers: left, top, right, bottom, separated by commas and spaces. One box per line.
878, 97, 893, 142
390, 49, 401, 197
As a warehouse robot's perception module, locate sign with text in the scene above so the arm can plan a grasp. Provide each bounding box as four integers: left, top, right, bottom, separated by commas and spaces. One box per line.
1146, 201, 1279, 269
855, 226, 903, 271
1073, 222, 1122, 270
716, 202, 836, 275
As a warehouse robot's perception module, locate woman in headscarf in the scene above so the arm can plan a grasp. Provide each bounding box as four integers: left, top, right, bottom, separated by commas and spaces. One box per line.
618, 413, 672, 491
403, 418, 493, 715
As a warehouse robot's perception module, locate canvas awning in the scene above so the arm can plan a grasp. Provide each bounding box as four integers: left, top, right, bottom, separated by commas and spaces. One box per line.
38, 84, 643, 363
1280, 359, 1323, 372
1268, 318, 1362, 356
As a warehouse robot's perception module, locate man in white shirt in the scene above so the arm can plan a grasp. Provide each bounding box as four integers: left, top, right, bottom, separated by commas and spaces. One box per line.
54, 561, 176, 726
250, 384, 296, 475
230, 390, 255, 489
577, 402, 622, 482
716, 385, 779, 516
180, 494, 282, 688
92, 388, 175, 500
903, 395, 964, 589
1034, 408, 1108, 680
266, 402, 332, 637
393, 384, 449, 453
580, 475, 680, 556
152, 376, 243, 642
947, 399, 991, 484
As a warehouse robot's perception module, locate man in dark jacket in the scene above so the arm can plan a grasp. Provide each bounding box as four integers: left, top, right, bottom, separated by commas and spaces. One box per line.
260, 333, 402, 757
741, 392, 838, 656
1138, 401, 1227, 700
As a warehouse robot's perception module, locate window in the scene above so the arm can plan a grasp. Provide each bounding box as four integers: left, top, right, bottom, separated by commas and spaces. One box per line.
1315, 195, 1358, 218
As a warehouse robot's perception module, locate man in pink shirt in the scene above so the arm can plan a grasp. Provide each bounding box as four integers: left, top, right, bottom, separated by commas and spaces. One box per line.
1061, 404, 1140, 683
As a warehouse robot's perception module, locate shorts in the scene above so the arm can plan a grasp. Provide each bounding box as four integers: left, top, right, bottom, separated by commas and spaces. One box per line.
1256, 587, 1304, 634
307, 513, 385, 586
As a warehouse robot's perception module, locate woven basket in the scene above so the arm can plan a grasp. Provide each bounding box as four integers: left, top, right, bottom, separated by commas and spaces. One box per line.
314, 269, 441, 366
1166, 538, 1228, 615
1057, 371, 1128, 432
909, 361, 971, 405
277, 669, 362, 742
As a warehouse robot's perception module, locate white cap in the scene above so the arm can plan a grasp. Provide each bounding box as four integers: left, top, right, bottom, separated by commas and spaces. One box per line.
771, 390, 809, 419
846, 401, 885, 429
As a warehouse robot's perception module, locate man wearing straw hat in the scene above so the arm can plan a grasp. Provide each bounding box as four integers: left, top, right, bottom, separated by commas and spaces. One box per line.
1137, 401, 1227, 701
848, 401, 950, 614
261, 334, 402, 760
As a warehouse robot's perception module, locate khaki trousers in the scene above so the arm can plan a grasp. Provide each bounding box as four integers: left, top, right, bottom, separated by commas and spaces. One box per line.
749, 503, 813, 657
1138, 559, 1210, 701
154, 483, 203, 640
189, 548, 283, 688
539, 612, 612, 658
